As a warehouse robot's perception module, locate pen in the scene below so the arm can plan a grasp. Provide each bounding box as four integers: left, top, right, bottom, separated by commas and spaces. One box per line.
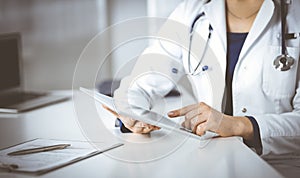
7, 144, 71, 156
0, 162, 19, 170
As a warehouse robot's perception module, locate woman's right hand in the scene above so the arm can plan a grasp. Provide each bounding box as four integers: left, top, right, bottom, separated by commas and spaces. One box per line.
102, 105, 160, 134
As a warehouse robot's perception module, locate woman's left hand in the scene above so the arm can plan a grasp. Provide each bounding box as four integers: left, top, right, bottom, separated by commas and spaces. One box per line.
168, 102, 254, 140
103, 105, 160, 134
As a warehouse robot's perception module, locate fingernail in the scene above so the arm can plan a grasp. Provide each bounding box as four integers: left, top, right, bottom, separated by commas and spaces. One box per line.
168, 111, 174, 115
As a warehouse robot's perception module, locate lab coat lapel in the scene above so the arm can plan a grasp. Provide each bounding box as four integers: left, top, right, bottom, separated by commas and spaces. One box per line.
203, 0, 227, 54
203, 0, 275, 61
201, 1, 227, 111
239, 0, 275, 60
202, 0, 227, 74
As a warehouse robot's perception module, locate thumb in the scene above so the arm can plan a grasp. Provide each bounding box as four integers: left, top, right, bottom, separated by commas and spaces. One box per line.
102, 105, 119, 118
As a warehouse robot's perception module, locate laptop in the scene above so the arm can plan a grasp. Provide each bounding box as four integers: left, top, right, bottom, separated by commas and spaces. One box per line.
0, 32, 69, 113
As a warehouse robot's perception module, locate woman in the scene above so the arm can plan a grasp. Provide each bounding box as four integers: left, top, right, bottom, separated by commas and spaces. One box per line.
106, 0, 300, 156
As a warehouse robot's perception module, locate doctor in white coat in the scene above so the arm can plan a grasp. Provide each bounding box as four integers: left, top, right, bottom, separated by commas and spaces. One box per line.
106, 0, 300, 156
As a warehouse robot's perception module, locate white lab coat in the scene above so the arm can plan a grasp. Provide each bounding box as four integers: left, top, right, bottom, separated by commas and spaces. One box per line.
114, 0, 300, 156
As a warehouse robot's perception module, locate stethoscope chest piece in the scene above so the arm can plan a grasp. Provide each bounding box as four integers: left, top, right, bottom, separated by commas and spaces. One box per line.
273, 54, 295, 71
273, 0, 295, 72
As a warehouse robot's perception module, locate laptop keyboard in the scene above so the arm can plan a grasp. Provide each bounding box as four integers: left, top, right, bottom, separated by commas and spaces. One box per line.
0, 92, 47, 106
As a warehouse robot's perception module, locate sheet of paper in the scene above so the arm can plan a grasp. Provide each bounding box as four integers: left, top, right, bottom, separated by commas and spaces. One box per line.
80, 87, 218, 140
0, 138, 123, 174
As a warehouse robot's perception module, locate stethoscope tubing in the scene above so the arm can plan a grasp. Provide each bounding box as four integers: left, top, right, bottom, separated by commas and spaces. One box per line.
189, 0, 295, 74
188, 12, 212, 75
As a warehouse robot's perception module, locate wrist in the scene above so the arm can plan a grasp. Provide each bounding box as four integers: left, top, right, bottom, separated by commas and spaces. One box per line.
236, 116, 254, 140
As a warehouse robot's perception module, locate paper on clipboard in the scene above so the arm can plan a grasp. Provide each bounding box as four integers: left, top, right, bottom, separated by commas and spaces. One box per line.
0, 138, 123, 174
80, 87, 218, 140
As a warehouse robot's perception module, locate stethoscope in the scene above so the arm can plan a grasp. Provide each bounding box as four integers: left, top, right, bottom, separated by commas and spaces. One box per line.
273, 0, 294, 71
188, 12, 211, 76
188, 0, 296, 75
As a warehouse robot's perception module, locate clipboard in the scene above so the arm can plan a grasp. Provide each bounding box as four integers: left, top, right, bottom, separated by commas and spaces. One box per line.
0, 138, 123, 174
80, 87, 219, 140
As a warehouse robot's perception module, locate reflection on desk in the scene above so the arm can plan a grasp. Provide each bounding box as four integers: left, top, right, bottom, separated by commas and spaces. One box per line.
0, 91, 283, 178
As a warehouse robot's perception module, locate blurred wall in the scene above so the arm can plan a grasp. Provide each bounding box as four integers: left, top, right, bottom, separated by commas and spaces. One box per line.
0, 0, 182, 90
107, 0, 182, 82
0, 0, 108, 91
97, 0, 148, 84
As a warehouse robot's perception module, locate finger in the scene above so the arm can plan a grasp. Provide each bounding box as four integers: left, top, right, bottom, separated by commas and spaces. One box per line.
142, 124, 161, 133
134, 121, 148, 128
146, 124, 160, 130
139, 123, 160, 130
131, 126, 144, 133
119, 116, 136, 128
181, 119, 191, 130
195, 123, 207, 136
180, 105, 206, 130
185, 107, 203, 121
141, 126, 154, 134
123, 118, 138, 127
125, 123, 160, 134
154, 126, 161, 130
102, 105, 119, 117
181, 121, 185, 128
190, 115, 207, 133
168, 104, 199, 117
122, 122, 134, 130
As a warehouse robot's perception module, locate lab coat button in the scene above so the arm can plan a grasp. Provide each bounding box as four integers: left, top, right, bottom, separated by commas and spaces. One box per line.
242, 108, 247, 113
172, 68, 178, 74
202, 65, 209, 71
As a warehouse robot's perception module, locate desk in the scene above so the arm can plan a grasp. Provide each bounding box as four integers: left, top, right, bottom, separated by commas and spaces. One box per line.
0, 91, 283, 178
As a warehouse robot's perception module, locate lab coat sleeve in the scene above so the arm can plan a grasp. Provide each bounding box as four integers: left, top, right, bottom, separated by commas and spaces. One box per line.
255, 111, 300, 156
113, 1, 191, 111
255, 70, 300, 156
258, 0, 300, 156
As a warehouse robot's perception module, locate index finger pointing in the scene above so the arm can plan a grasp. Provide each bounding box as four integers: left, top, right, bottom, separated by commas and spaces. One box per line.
168, 104, 199, 117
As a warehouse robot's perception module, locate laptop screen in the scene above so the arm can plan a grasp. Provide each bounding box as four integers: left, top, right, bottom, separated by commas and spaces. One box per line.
0, 33, 21, 91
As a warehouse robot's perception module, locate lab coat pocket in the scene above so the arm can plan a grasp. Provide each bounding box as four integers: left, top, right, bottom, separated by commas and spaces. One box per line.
262, 46, 299, 98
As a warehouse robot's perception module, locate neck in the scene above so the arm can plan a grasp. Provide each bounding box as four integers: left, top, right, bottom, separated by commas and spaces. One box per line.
226, 0, 264, 32
226, 0, 264, 19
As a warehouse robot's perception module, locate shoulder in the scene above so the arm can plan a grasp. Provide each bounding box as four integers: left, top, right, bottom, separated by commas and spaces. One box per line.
181, 0, 208, 12
169, 0, 208, 23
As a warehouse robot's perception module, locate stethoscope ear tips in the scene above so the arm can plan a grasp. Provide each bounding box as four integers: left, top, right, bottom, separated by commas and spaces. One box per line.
273, 54, 295, 71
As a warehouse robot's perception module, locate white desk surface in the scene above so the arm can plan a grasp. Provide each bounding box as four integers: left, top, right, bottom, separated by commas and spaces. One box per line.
0, 91, 283, 178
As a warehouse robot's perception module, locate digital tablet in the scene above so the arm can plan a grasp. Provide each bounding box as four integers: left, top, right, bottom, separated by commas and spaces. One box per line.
80, 87, 218, 140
